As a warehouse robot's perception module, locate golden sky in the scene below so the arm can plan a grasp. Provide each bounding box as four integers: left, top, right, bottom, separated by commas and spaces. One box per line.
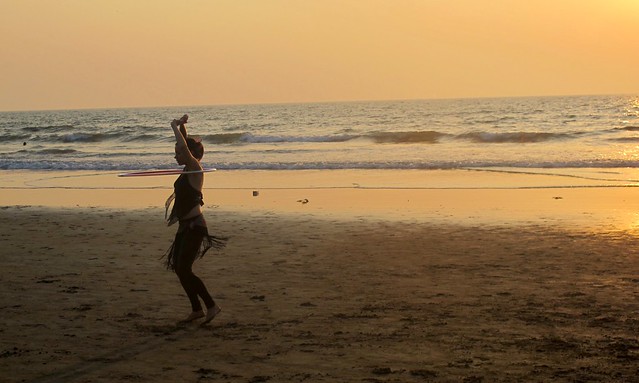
1, 0, 637, 111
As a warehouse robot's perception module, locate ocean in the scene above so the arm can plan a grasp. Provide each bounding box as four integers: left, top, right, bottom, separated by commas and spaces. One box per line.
1, 95, 638, 173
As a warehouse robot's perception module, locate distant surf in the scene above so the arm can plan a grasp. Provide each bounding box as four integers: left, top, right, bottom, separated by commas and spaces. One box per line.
1, 95, 637, 171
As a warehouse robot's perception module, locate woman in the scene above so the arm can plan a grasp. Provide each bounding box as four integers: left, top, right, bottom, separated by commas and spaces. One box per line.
164, 114, 226, 325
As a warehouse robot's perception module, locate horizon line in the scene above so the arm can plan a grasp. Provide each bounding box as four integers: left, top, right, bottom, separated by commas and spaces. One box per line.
1, 92, 636, 113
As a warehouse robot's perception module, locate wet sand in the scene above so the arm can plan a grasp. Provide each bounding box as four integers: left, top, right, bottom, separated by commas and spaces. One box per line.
1, 169, 639, 382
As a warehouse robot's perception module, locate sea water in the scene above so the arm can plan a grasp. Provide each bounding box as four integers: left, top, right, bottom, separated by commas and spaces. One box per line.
1, 95, 638, 174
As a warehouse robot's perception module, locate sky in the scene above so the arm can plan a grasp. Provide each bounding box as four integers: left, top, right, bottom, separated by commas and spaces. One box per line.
1, 0, 638, 111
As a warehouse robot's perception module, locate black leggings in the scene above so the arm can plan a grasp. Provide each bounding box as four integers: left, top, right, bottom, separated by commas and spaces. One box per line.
173, 228, 215, 312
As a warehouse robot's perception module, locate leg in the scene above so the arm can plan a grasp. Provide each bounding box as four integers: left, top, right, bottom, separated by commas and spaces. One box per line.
174, 229, 216, 314
172, 232, 203, 323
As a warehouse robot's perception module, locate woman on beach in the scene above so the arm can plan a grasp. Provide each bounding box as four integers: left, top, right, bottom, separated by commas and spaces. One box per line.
165, 114, 226, 325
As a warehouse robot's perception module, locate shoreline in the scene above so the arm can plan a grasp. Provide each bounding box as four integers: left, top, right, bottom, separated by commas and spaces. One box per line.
2, 168, 639, 231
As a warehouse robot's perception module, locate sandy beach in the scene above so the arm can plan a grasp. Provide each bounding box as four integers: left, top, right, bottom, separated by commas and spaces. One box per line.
2, 169, 639, 382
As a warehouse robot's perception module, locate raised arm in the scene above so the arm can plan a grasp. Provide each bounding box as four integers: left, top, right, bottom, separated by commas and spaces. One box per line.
171, 114, 202, 171
171, 114, 189, 149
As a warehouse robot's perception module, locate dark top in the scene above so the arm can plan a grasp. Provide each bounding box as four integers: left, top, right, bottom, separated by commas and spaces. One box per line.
165, 174, 203, 226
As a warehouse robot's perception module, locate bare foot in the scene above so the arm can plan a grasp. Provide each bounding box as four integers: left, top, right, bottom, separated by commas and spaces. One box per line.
201, 305, 221, 325
178, 114, 188, 125
178, 310, 204, 324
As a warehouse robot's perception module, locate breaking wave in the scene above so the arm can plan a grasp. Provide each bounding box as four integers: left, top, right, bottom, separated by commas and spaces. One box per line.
199, 130, 574, 145
456, 131, 569, 143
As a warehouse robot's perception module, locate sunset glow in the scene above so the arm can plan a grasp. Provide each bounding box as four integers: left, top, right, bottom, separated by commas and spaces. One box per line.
1, 0, 637, 111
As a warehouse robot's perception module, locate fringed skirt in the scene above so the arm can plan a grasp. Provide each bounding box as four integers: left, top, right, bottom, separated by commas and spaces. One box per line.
164, 214, 227, 271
